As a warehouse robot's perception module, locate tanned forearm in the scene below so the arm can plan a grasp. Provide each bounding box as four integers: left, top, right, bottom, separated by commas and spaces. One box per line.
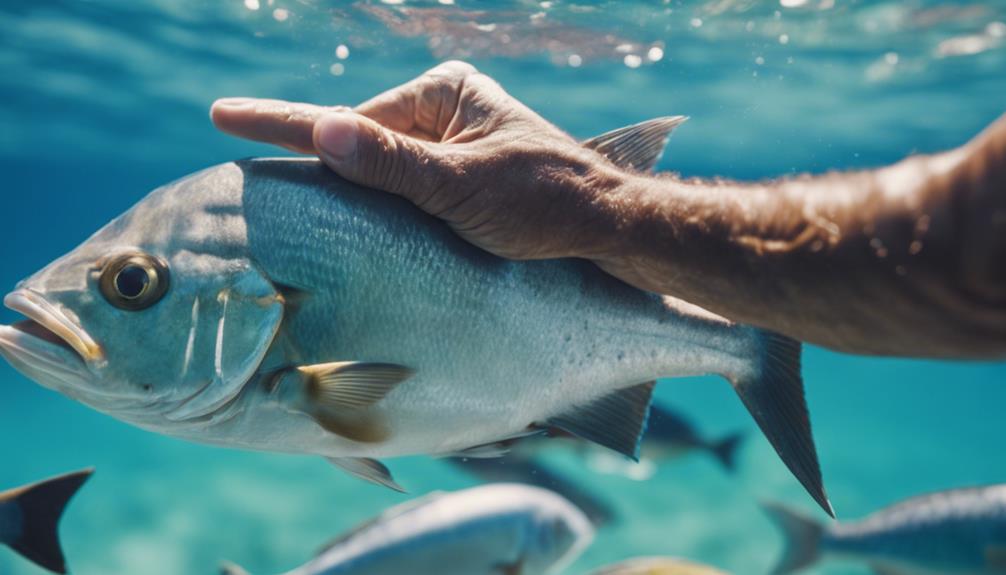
593, 115, 1006, 358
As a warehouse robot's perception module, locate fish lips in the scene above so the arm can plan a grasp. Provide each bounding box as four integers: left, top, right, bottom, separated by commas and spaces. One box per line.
0, 289, 101, 391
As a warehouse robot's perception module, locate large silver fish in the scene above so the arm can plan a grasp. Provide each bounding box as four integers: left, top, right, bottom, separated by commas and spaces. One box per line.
220, 483, 594, 575
0, 119, 829, 513
0, 469, 93, 574
765, 485, 1006, 575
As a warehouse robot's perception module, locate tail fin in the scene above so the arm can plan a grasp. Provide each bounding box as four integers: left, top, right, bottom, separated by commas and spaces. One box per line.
730, 332, 833, 517
762, 501, 824, 575
2, 468, 93, 574
582, 116, 688, 173
709, 431, 746, 473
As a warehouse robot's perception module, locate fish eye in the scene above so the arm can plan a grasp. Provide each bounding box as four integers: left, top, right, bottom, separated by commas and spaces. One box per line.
99, 252, 170, 311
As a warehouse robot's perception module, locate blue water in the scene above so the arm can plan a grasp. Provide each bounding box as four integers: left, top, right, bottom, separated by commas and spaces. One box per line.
1, 1, 1005, 574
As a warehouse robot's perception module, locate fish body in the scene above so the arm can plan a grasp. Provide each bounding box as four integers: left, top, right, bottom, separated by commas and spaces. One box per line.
0, 469, 93, 574
587, 556, 730, 575
0, 119, 829, 512
766, 485, 1006, 575
223, 483, 593, 575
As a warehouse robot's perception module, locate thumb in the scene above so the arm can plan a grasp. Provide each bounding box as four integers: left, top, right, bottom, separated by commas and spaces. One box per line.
313, 111, 442, 201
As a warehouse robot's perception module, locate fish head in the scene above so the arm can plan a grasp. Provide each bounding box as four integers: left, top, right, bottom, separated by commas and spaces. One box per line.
0, 163, 285, 428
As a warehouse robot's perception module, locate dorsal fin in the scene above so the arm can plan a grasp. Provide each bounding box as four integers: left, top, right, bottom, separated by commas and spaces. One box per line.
582, 116, 688, 172
314, 491, 448, 557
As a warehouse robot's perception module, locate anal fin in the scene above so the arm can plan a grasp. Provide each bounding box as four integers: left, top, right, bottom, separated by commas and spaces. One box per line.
327, 457, 406, 493
541, 381, 655, 461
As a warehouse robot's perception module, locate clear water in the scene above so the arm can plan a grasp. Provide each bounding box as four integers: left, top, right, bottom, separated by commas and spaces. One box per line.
1, 1, 1005, 574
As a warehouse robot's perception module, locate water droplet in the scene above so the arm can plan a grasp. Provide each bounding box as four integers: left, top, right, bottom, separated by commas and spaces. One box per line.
647, 46, 664, 62
272, 8, 288, 21
624, 54, 643, 68
780, 0, 808, 7
779, 33, 790, 44
909, 241, 923, 255
567, 54, 582, 67
336, 44, 350, 59
329, 63, 345, 76
243, 0, 260, 10
755, 56, 765, 65
690, 17, 703, 28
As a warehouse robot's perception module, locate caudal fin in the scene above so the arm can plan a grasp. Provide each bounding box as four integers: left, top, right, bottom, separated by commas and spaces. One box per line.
762, 501, 825, 574
2, 468, 93, 574
709, 431, 746, 473
731, 332, 833, 517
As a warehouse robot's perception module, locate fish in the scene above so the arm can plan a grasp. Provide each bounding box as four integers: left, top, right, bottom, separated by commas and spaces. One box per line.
447, 453, 616, 526
586, 556, 730, 575
0, 117, 831, 514
639, 404, 745, 472
219, 483, 594, 575
765, 485, 1006, 575
516, 403, 746, 473
0, 469, 93, 574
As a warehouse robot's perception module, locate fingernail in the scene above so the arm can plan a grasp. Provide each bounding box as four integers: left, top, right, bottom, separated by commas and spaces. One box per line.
316, 113, 359, 163
213, 97, 255, 109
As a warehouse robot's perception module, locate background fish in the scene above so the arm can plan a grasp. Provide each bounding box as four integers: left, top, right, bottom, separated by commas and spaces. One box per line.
447, 453, 617, 527
0, 469, 93, 574
765, 485, 1006, 575
586, 556, 730, 575
0, 118, 830, 514
220, 483, 593, 575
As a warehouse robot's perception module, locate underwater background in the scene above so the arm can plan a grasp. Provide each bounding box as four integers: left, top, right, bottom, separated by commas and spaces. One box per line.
1, 1, 1005, 573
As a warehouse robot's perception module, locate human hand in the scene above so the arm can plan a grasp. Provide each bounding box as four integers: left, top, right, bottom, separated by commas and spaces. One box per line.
211, 61, 629, 260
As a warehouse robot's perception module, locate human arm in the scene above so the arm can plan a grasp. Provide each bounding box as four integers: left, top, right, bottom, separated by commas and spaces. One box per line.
211, 61, 1006, 358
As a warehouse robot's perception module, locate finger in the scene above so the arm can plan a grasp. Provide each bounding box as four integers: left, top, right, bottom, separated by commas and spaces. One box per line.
313, 110, 448, 205
355, 60, 479, 141
211, 98, 342, 154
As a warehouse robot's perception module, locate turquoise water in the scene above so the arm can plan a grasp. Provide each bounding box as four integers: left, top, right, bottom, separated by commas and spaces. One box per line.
1, 1, 1005, 574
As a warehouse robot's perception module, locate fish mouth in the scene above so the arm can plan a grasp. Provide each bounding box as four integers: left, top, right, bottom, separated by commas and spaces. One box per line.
0, 290, 104, 386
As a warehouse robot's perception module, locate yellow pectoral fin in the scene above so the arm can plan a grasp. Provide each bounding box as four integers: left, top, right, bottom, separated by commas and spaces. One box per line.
297, 361, 413, 443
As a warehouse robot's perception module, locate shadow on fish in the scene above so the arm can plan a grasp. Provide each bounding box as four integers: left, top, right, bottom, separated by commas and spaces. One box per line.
0, 118, 832, 515
0, 469, 93, 574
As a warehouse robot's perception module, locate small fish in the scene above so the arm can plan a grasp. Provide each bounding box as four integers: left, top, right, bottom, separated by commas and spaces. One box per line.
220, 483, 594, 575
765, 485, 1006, 575
586, 556, 730, 575
0, 469, 93, 574
448, 453, 616, 526
640, 404, 745, 472
533, 403, 745, 473
0, 117, 831, 514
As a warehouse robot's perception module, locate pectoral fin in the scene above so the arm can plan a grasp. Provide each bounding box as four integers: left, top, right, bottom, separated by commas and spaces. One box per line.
582, 116, 688, 172
541, 381, 655, 461
299, 362, 413, 443
327, 457, 406, 493
301, 362, 413, 409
